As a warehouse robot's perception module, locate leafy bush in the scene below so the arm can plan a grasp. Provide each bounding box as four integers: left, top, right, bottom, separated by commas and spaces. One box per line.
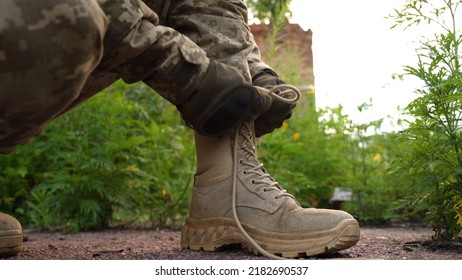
389, 0, 462, 240
0, 81, 194, 231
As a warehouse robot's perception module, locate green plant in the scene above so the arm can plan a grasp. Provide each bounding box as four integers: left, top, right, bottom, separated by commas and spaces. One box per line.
1, 81, 195, 231
389, 0, 462, 240
245, 0, 292, 24
333, 103, 394, 223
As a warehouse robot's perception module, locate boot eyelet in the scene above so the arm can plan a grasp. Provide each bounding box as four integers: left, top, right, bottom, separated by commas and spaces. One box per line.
251, 180, 256, 185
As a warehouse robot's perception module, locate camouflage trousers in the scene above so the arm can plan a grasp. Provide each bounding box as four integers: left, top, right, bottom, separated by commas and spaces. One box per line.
0, 0, 272, 153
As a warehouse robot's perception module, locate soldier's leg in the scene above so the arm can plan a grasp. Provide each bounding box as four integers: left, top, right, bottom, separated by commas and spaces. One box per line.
0, 0, 107, 153
0, 0, 106, 257
94, 0, 270, 137
167, 0, 294, 137
0, 0, 268, 153
168, 0, 359, 259
167, 0, 253, 81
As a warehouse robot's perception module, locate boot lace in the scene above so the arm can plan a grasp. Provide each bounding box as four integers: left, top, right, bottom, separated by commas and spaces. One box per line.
238, 128, 295, 201
231, 85, 300, 260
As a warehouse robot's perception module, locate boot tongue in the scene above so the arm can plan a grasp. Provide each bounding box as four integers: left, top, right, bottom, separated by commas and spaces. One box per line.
238, 123, 278, 186
236, 123, 299, 205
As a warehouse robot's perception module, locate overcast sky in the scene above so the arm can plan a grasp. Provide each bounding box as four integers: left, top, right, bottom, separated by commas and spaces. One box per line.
288, 0, 434, 130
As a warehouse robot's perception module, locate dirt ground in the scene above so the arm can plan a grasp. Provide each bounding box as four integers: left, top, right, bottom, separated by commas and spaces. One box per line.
3, 225, 462, 260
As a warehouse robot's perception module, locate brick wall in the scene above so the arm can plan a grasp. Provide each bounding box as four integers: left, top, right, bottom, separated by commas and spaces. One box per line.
249, 23, 314, 90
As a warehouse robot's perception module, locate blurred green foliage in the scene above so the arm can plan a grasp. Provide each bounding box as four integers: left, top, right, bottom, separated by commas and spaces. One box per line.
0, 82, 194, 231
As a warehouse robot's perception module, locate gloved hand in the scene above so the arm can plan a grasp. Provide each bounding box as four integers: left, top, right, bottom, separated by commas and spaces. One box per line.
177, 61, 273, 137
252, 70, 297, 137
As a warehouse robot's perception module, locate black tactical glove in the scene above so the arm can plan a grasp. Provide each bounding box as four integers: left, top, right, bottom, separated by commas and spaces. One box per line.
177, 61, 272, 137
252, 70, 297, 137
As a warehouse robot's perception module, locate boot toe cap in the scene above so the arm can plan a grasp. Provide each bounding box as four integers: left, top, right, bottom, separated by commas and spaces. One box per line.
0, 213, 22, 231
281, 208, 357, 233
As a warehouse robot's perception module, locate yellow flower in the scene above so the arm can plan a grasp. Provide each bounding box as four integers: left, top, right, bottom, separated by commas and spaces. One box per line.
372, 153, 382, 162
307, 89, 315, 95
282, 121, 288, 129
292, 132, 300, 142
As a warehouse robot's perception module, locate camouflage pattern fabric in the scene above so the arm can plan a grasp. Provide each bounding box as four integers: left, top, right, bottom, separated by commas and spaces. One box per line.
0, 0, 209, 153
0, 0, 273, 153
0, 0, 107, 153
92, 0, 210, 106
164, 0, 274, 83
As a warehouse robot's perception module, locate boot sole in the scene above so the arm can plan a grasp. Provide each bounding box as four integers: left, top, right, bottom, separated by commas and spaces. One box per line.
181, 217, 360, 258
0, 229, 23, 257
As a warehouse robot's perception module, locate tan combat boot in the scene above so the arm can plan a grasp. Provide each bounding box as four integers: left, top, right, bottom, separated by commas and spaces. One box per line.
182, 123, 360, 258
0, 212, 23, 257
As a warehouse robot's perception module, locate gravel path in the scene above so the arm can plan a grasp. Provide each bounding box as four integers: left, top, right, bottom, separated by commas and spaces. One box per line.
3, 226, 461, 260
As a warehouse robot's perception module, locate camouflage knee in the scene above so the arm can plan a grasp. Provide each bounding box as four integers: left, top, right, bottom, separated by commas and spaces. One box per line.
167, 0, 253, 82
0, 0, 106, 153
